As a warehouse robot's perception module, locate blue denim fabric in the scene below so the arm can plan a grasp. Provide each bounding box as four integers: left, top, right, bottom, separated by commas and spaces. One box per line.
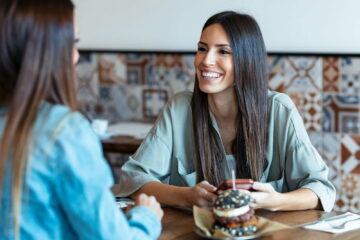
0, 104, 161, 240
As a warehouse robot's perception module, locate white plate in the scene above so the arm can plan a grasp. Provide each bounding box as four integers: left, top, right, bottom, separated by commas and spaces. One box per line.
194, 227, 265, 240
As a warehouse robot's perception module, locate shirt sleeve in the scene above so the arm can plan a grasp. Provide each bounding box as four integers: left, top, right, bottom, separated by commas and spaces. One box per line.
118, 101, 174, 197
54, 112, 161, 240
283, 106, 336, 212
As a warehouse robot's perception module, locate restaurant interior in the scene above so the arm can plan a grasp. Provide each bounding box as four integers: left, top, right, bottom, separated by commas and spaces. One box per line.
74, 0, 360, 216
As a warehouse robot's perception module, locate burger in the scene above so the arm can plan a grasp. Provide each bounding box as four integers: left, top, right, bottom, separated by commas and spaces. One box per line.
212, 189, 258, 237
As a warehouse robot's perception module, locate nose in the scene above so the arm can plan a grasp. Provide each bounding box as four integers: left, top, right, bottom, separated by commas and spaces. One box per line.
202, 50, 216, 66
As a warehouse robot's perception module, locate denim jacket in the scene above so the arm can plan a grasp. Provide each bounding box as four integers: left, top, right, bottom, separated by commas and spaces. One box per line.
0, 103, 161, 240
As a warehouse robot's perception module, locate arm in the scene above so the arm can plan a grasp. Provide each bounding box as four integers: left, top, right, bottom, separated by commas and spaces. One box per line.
131, 181, 217, 210
250, 182, 321, 211
55, 113, 162, 240
254, 94, 336, 211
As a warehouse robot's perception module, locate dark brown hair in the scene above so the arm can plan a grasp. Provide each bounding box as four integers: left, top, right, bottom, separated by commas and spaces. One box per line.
0, 0, 76, 238
192, 11, 268, 186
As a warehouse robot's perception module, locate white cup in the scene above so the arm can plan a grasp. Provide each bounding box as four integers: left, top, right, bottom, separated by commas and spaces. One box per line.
91, 119, 109, 136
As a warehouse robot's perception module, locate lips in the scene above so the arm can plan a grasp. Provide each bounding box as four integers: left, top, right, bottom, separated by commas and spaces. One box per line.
199, 70, 223, 82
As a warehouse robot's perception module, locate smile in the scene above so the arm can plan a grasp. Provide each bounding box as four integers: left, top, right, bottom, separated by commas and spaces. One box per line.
201, 71, 222, 79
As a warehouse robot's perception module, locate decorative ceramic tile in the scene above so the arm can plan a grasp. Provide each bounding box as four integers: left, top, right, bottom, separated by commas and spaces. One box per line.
335, 189, 360, 213
267, 56, 286, 92
90, 84, 170, 121
76, 53, 99, 102
82, 84, 126, 122
151, 54, 196, 95
155, 54, 182, 68
154, 54, 183, 87
142, 88, 169, 120
340, 134, 360, 174
323, 57, 341, 93
323, 94, 360, 134
152, 67, 179, 87
288, 92, 322, 131
283, 57, 322, 93
341, 57, 360, 94
175, 54, 196, 92
335, 172, 360, 213
83, 100, 120, 123
287, 92, 304, 109
126, 54, 154, 85
117, 85, 146, 121
97, 54, 127, 84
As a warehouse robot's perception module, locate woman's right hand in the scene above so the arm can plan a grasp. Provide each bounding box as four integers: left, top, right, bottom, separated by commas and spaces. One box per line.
186, 180, 217, 210
135, 193, 164, 220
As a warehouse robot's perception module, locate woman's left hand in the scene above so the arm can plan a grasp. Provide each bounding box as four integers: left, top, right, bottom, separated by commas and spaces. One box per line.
250, 182, 282, 211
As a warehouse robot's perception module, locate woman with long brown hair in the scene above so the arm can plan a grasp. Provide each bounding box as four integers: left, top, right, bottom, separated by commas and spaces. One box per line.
118, 11, 335, 212
0, 0, 162, 239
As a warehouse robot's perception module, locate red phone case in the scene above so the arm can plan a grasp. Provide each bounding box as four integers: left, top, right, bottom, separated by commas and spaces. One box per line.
216, 179, 254, 192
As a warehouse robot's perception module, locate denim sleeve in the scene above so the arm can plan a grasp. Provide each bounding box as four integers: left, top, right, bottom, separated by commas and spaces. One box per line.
54, 112, 161, 240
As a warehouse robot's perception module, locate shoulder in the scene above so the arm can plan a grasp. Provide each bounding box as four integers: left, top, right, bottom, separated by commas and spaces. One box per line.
166, 91, 193, 108
161, 91, 193, 117
35, 103, 94, 148
267, 90, 296, 111
149, 91, 193, 139
38, 104, 105, 169
39, 103, 90, 133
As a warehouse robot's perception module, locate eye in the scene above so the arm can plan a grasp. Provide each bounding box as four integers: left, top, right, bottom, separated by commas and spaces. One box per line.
219, 49, 231, 55
74, 38, 80, 44
197, 46, 207, 52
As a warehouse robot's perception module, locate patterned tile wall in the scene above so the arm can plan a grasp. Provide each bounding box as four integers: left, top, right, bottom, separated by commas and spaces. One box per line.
76, 52, 360, 213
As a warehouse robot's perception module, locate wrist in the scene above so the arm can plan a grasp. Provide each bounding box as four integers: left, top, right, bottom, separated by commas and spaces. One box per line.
271, 192, 285, 211
178, 187, 193, 208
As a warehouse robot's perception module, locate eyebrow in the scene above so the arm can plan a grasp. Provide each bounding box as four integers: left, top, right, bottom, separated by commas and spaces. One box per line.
198, 41, 231, 47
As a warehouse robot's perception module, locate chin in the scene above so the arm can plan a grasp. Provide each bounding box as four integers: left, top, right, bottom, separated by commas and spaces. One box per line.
198, 84, 234, 95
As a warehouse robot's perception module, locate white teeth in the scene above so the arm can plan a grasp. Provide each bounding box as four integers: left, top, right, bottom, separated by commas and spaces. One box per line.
202, 72, 220, 78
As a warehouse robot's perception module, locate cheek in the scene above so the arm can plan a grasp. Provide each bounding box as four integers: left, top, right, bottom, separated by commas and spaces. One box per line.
226, 61, 234, 77
73, 48, 79, 65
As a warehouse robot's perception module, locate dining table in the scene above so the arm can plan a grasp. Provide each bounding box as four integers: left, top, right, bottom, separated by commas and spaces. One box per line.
159, 207, 360, 240
102, 135, 143, 154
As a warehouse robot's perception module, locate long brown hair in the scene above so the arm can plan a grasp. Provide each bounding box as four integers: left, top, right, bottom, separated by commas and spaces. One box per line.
192, 11, 268, 186
0, 0, 76, 238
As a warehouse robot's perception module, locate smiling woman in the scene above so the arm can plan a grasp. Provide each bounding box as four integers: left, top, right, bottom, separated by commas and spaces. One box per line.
118, 11, 336, 213
195, 23, 234, 95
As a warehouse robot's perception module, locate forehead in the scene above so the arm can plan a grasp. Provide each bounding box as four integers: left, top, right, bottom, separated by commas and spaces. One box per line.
200, 23, 230, 44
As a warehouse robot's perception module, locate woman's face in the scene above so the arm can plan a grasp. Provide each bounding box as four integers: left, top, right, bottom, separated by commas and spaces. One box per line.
194, 23, 234, 94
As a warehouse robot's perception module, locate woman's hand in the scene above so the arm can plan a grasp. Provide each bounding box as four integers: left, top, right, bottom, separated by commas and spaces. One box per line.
135, 193, 164, 220
250, 182, 282, 211
186, 180, 217, 210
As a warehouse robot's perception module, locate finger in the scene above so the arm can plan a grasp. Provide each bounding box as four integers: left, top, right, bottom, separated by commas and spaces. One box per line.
148, 195, 156, 202
249, 202, 259, 209
205, 191, 217, 203
252, 182, 272, 192
199, 181, 217, 192
249, 192, 262, 205
135, 193, 146, 204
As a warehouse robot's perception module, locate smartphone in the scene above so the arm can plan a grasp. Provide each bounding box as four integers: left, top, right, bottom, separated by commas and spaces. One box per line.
216, 179, 254, 192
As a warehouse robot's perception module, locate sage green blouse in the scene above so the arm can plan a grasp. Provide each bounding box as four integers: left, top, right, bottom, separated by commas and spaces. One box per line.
118, 91, 336, 212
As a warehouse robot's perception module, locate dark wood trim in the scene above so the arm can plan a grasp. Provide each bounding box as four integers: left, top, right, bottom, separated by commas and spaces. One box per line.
79, 49, 360, 57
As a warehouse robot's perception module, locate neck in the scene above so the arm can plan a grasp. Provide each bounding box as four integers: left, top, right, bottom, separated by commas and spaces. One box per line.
207, 88, 238, 123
